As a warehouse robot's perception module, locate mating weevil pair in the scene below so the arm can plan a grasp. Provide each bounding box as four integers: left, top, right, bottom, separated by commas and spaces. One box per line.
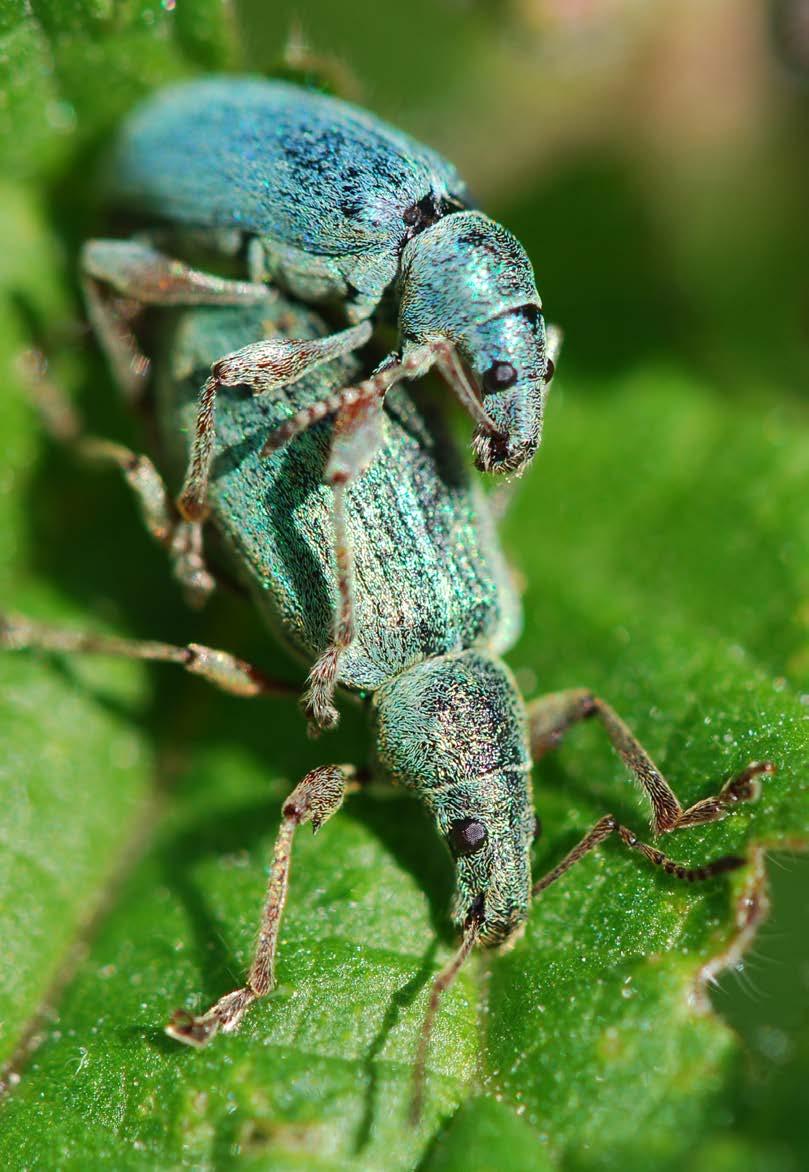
4, 77, 775, 1116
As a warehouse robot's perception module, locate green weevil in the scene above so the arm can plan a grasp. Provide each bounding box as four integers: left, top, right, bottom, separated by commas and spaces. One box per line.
2, 292, 773, 1117
79, 77, 561, 707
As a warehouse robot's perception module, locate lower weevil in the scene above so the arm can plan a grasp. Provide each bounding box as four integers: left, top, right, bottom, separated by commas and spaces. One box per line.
2, 292, 774, 1117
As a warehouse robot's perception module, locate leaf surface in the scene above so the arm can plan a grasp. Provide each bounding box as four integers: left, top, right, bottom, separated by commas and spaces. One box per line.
0, 4, 807, 1170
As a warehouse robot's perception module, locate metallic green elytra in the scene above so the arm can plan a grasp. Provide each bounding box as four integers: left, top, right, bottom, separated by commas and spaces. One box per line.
157, 294, 538, 946
155, 294, 551, 966
3, 291, 772, 1118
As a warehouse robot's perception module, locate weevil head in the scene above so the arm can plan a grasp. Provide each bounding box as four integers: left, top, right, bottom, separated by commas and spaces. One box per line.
399, 211, 553, 476
371, 649, 535, 949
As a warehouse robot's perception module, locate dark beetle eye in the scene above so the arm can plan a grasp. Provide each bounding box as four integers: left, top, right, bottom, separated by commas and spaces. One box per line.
533, 815, 543, 841
543, 358, 555, 385
448, 818, 488, 858
482, 362, 517, 394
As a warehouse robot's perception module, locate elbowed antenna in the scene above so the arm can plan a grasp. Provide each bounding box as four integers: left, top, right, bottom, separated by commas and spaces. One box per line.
410, 897, 484, 1123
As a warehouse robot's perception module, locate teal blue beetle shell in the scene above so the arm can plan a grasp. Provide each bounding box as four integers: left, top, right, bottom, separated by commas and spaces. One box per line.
108, 77, 469, 308
156, 298, 523, 695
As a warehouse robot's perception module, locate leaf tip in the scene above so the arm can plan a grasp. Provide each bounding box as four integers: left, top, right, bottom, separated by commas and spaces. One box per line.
690, 844, 770, 1015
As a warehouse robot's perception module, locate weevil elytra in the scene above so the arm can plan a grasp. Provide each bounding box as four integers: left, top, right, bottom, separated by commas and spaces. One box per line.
2, 291, 774, 1117
80, 77, 558, 522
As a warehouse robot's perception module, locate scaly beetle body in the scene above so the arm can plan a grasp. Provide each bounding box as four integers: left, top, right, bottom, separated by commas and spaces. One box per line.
82, 78, 556, 523
105, 77, 552, 472
82, 77, 560, 729
3, 291, 771, 1116
109, 77, 472, 322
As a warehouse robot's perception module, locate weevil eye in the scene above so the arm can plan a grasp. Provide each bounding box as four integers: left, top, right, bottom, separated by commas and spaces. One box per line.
533, 815, 542, 841
448, 817, 488, 857
544, 358, 555, 384
482, 362, 517, 394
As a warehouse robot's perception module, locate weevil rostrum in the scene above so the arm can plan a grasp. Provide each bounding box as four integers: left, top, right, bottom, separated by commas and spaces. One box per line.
2, 291, 774, 1116
80, 78, 558, 726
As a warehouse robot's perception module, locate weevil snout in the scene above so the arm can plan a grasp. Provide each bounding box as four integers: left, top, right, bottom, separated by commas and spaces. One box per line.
472, 427, 537, 477
465, 304, 552, 476
372, 649, 535, 949
399, 212, 551, 475
449, 818, 534, 949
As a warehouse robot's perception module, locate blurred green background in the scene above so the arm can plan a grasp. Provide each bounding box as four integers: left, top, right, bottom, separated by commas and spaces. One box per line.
0, 1, 807, 1169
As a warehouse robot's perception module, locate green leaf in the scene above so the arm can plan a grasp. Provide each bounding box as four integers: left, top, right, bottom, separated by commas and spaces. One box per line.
1, 4, 808, 1170
421, 1098, 554, 1172
0, 0, 238, 180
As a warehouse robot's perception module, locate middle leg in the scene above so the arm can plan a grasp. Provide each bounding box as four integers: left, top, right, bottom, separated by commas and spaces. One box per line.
17, 346, 215, 608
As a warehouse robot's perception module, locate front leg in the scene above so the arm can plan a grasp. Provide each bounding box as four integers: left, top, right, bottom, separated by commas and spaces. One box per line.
527, 688, 775, 892
176, 319, 373, 522
166, 763, 358, 1045
302, 393, 386, 733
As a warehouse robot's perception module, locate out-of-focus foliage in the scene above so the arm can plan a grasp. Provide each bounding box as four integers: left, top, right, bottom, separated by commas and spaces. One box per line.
0, 1, 807, 1168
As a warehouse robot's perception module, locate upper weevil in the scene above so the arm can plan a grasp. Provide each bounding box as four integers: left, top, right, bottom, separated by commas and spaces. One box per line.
80, 76, 559, 528
3, 290, 774, 1119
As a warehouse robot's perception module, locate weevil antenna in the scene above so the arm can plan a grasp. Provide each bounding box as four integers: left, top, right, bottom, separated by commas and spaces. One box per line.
410, 898, 483, 1123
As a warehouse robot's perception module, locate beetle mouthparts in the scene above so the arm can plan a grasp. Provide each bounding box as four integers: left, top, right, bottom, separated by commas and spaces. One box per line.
471, 427, 529, 476
466, 892, 486, 926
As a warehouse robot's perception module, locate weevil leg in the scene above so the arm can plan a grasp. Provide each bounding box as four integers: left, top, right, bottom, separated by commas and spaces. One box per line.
16, 354, 216, 608
532, 812, 752, 897
77, 438, 215, 607
81, 239, 270, 402
0, 613, 295, 698
281, 24, 363, 103
257, 336, 500, 462
166, 764, 358, 1046
302, 395, 386, 733
176, 319, 373, 521
432, 340, 504, 438
527, 688, 775, 834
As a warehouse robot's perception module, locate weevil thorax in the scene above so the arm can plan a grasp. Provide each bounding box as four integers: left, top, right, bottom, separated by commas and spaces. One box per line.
371, 649, 535, 947
398, 211, 549, 475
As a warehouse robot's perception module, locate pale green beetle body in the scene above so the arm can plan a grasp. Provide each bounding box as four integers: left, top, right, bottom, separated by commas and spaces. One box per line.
156, 296, 535, 942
